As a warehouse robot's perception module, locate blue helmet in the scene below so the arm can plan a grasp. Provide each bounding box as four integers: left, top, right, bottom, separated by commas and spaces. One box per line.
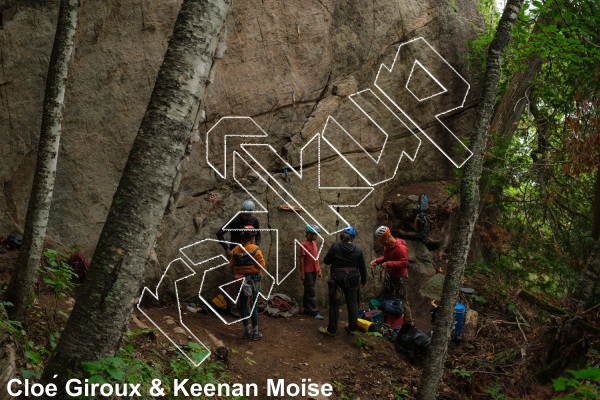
342, 225, 356, 237
306, 224, 320, 234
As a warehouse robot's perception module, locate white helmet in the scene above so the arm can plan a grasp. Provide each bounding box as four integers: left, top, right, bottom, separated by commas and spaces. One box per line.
241, 200, 255, 212
375, 226, 390, 239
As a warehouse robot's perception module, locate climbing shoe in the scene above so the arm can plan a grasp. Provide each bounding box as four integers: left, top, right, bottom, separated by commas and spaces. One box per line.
313, 314, 324, 320
318, 327, 334, 336
252, 331, 262, 341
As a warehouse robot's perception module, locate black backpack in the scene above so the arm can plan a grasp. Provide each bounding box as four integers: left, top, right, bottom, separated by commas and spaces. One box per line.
395, 324, 431, 364
414, 194, 431, 243
3, 234, 22, 250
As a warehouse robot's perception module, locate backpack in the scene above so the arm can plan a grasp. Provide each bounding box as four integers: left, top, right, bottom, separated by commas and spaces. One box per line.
414, 194, 431, 243
66, 253, 89, 283
380, 298, 404, 317
363, 310, 384, 323
395, 324, 431, 364
2, 234, 22, 250
211, 294, 228, 312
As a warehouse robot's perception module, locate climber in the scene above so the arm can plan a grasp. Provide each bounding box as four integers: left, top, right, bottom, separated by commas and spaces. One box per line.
298, 224, 324, 319
319, 226, 367, 335
229, 225, 265, 340
370, 226, 413, 325
216, 199, 261, 259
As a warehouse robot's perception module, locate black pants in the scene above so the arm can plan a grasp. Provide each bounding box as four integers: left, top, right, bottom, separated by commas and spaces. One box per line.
327, 271, 359, 334
303, 271, 319, 316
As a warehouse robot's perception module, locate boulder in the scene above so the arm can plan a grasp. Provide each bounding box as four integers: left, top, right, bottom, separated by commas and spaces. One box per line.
420, 273, 446, 300
406, 240, 435, 277
392, 195, 422, 221
0, 0, 485, 303
462, 309, 479, 340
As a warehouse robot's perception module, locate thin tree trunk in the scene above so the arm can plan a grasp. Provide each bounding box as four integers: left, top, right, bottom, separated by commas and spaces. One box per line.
487, 24, 543, 143
5, 0, 79, 321
571, 238, 600, 310
41, 0, 231, 391
416, 1, 524, 398
591, 169, 600, 241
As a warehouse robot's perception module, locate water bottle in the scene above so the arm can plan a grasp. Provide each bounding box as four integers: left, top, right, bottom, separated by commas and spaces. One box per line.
452, 303, 467, 341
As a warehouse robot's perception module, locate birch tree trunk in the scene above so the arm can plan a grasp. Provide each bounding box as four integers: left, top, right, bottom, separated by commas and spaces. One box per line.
416, 1, 524, 398
5, 0, 79, 322
41, 0, 231, 389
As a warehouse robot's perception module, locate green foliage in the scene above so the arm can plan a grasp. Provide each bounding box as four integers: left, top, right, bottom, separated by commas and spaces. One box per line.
1, 301, 44, 379
392, 382, 410, 399
74, 333, 246, 400
472, 294, 488, 304
332, 380, 354, 400
452, 369, 472, 379
355, 336, 368, 349
553, 367, 600, 399
484, 381, 508, 400
41, 249, 78, 299
474, 0, 600, 300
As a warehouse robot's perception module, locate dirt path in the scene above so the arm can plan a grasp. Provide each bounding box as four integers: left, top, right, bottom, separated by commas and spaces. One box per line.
140, 300, 417, 399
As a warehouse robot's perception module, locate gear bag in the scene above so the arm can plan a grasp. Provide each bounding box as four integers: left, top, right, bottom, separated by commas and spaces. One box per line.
380, 298, 404, 317
414, 194, 431, 243
363, 310, 384, 323
395, 324, 431, 364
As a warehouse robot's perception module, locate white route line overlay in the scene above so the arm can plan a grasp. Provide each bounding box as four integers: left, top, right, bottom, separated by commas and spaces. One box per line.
374, 36, 473, 168
321, 88, 422, 187
405, 59, 448, 102
232, 152, 327, 285
138, 239, 275, 366
142, 36, 473, 367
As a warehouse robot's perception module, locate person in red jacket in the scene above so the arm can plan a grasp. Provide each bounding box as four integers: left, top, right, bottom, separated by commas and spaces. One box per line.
370, 226, 413, 325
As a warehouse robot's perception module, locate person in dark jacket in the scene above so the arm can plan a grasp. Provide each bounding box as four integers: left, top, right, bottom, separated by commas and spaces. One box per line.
216, 199, 261, 258
319, 226, 367, 335
371, 226, 413, 325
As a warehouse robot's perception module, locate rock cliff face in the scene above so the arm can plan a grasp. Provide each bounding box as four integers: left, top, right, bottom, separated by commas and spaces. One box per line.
0, 0, 484, 301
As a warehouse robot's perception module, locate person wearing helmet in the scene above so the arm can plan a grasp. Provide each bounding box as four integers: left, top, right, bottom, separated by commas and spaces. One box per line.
229, 225, 265, 340
217, 200, 261, 258
370, 226, 413, 325
319, 225, 367, 335
299, 225, 324, 319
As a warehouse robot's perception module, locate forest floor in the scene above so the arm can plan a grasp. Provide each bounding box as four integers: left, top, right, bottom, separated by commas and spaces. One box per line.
1, 182, 595, 399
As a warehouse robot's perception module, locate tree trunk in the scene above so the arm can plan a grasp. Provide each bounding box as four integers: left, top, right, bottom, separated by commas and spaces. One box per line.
40, 0, 231, 391
571, 238, 600, 311
5, 0, 79, 321
487, 23, 543, 144
592, 169, 600, 241
416, 1, 524, 399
